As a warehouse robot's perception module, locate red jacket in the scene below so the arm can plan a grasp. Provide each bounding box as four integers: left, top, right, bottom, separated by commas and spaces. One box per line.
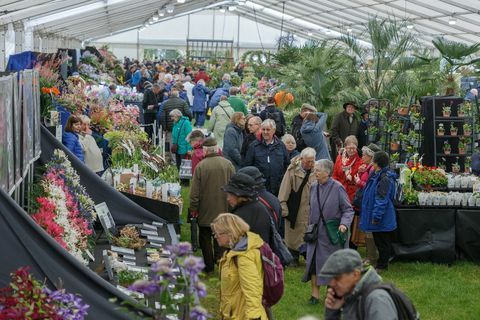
332, 152, 363, 203
194, 71, 210, 84
191, 140, 222, 174
355, 163, 374, 189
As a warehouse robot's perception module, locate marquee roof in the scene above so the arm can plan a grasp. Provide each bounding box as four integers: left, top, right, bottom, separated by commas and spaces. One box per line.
1, 0, 479, 46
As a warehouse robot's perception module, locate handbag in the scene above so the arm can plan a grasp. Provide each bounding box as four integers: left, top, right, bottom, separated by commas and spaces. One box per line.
303, 184, 334, 244
317, 183, 347, 246
286, 171, 310, 229
352, 187, 364, 209
268, 214, 293, 266
170, 120, 185, 154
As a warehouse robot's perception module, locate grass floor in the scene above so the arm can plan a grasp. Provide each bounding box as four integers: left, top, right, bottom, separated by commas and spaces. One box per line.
180, 187, 480, 320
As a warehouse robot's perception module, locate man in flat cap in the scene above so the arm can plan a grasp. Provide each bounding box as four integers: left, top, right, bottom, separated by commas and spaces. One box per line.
321, 249, 415, 320
190, 137, 235, 273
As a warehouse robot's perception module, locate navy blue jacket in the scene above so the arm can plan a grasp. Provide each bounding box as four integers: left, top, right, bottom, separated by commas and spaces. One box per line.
208, 88, 229, 108
300, 112, 330, 160
62, 131, 84, 162
192, 84, 210, 112
360, 167, 397, 232
243, 137, 290, 196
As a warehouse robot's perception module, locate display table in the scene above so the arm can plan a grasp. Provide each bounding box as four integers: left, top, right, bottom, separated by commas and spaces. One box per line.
393, 208, 456, 264
456, 209, 480, 262
121, 192, 181, 234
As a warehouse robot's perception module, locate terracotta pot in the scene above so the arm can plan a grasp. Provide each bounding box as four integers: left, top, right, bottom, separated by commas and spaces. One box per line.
397, 107, 409, 115
464, 129, 471, 136
437, 129, 445, 136
443, 111, 451, 117
390, 142, 400, 151
459, 148, 465, 154
458, 112, 465, 117
444, 149, 451, 155
450, 129, 458, 136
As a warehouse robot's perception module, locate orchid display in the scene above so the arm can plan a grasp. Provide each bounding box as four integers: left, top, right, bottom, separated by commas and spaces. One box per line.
31, 150, 96, 264
109, 102, 140, 130
129, 242, 210, 320
0, 267, 89, 319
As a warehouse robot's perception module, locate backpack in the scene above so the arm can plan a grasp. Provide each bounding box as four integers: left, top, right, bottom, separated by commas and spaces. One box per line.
357, 282, 420, 320
258, 243, 285, 307
381, 172, 404, 206
266, 109, 285, 136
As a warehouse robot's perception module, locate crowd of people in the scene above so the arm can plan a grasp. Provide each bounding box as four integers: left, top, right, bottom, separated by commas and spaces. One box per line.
62, 59, 411, 319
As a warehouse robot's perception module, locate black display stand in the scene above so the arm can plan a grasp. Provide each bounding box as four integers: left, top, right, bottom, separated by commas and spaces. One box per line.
455, 209, 480, 262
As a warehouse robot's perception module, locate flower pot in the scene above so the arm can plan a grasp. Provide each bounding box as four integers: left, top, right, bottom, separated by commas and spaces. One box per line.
439, 195, 447, 206
418, 193, 428, 206
444, 149, 451, 155
468, 196, 476, 207
458, 111, 465, 117
450, 129, 458, 136
443, 111, 451, 117
370, 114, 377, 122
458, 148, 465, 154
390, 142, 400, 151
368, 135, 376, 142
397, 107, 409, 115
391, 132, 399, 140
378, 120, 385, 127
414, 122, 421, 130
464, 129, 472, 136
465, 166, 471, 174
437, 129, 445, 136
452, 166, 460, 174
476, 198, 480, 207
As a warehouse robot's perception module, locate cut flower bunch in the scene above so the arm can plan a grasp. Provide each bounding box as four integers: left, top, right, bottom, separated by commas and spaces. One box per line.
0, 267, 89, 320
31, 150, 97, 264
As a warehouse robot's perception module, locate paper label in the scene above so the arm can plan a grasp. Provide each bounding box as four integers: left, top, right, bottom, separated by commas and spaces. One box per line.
111, 246, 135, 255
95, 202, 115, 235
142, 223, 157, 230
152, 221, 164, 227
85, 249, 95, 261
141, 229, 159, 236
147, 235, 165, 242
55, 125, 63, 142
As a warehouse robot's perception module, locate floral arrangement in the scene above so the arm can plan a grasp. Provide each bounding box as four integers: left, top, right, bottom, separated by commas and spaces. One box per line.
109, 102, 140, 130
115, 87, 144, 102
0, 267, 89, 319
31, 150, 96, 264
112, 226, 146, 250
55, 84, 88, 114
129, 242, 209, 320
410, 164, 448, 189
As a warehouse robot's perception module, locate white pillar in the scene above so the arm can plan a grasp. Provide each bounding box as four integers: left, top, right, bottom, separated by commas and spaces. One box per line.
23, 25, 33, 51
5, 23, 15, 61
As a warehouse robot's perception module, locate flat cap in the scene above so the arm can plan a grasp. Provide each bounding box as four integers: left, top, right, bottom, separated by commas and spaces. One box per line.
319, 249, 363, 278
301, 103, 317, 113
202, 137, 217, 147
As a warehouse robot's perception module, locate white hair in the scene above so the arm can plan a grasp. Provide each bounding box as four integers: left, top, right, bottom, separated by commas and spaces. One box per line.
300, 147, 316, 159
315, 159, 334, 176
197, 79, 206, 86
169, 109, 182, 118
281, 134, 296, 144
222, 73, 231, 81
261, 119, 276, 130
164, 73, 173, 81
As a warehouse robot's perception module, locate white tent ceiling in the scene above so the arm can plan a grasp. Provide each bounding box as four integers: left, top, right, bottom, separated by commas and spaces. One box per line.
1, 0, 480, 46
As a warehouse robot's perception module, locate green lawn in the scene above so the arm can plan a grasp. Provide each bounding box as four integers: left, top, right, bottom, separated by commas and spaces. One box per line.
180, 187, 480, 319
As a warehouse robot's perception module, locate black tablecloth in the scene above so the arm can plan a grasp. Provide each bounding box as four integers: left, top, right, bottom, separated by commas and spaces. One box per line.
393, 208, 456, 264
456, 209, 480, 262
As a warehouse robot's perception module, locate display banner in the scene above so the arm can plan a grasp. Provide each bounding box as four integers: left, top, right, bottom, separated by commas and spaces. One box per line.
0, 76, 9, 192
12, 73, 22, 185
21, 70, 34, 175
32, 70, 41, 160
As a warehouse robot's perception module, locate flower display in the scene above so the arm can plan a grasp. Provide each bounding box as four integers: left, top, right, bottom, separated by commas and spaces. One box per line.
129, 242, 210, 319
31, 150, 96, 264
109, 102, 140, 130
0, 267, 89, 319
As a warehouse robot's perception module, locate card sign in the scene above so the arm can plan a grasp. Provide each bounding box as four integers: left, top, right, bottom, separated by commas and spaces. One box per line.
85, 249, 95, 262
102, 250, 114, 281
141, 229, 158, 237
95, 202, 115, 236
147, 235, 165, 243
55, 125, 63, 142
111, 246, 135, 255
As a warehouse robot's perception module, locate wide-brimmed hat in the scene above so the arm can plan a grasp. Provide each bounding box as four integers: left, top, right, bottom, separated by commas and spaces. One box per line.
237, 166, 266, 189
343, 101, 358, 110
319, 249, 363, 278
222, 173, 258, 198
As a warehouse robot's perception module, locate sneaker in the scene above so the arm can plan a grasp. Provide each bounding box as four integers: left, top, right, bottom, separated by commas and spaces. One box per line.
309, 296, 319, 305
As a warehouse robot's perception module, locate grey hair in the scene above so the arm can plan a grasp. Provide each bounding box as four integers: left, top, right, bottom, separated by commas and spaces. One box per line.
203, 145, 219, 155
361, 146, 375, 157
315, 159, 334, 176
300, 147, 316, 159
169, 109, 182, 118
197, 79, 206, 86
261, 119, 276, 130
170, 89, 179, 97
222, 73, 231, 81
281, 134, 296, 144
164, 73, 173, 81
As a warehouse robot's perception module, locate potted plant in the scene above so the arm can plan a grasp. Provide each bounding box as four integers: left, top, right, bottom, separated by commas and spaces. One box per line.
378, 108, 388, 126
369, 106, 378, 122
458, 140, 466, 154
465, 156, 472, 173
390, 140, 400, 151
368, 126, 378, 142
117, 270, 145, 287
443, 140, 451, 155
410, 111, 423, 130
400, 133, 409, 149
397, 105, 409, 116
438, 159, 447, 171
390, 152, 400, 169
450, 123, 458, 136
459, 101, 472, 117
442, 104, 451, 117
437, 123, 445, 136
463, 123, 472, 136
452, 159, 461, 173
402, 188, 419, 206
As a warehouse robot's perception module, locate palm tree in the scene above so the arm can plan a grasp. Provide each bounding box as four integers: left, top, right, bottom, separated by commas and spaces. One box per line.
340, 17, 418, 99
428, 38, 480, 95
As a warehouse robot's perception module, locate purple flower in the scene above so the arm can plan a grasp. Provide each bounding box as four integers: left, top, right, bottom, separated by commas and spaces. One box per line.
47, 289, 89, 319
167, 242, 192, 257
194, 281, 207, 298
190, 305, 210, 320
182, 256, 205, 275
129, 280, 160, 295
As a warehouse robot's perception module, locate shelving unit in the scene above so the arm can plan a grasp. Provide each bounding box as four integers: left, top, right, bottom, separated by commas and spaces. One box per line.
432, 99, 475, 172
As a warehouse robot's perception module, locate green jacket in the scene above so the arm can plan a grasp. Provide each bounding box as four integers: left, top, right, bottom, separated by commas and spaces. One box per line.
189, 153, 235, 226
172, 116, 192, 155
228, 96, 248, 115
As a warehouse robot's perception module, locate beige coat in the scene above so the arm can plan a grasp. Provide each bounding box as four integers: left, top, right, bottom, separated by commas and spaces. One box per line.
278, 159, 316, 251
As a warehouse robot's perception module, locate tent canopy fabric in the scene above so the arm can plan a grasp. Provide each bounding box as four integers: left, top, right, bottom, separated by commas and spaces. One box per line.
1, 0, 479, 46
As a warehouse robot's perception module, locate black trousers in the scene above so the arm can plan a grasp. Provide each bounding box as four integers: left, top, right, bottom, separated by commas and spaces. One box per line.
143, 112, 156, 141
199, 226, 225, 273
372, 231, 394, 269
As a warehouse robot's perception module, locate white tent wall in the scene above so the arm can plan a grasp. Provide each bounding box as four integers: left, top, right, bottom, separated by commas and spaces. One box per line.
91, 10, 306, 61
